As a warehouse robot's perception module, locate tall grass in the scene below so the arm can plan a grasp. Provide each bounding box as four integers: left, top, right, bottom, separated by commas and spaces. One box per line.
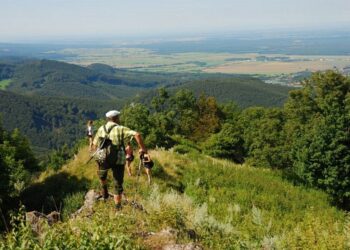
1, 147, 348, 249
151, 149, 348, 249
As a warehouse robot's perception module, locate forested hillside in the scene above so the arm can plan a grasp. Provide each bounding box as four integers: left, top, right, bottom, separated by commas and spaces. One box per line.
0, 90, 120, 154
3, 60, 149, 99
172, 77, 291, 107
1, 59, 292, 105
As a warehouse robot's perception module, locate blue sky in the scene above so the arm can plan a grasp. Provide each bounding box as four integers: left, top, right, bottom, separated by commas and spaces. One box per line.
0, 0, 349, 41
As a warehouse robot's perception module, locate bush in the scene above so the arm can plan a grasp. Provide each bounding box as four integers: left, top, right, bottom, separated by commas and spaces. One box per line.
285, 71, 350, 206
204, 123, 244, 163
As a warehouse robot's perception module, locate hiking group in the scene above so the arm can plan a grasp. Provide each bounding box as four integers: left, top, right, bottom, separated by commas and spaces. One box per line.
89, 110, 153, 212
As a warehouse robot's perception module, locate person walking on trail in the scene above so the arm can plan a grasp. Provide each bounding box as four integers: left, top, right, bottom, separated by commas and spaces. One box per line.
86, 120, 94, 151
125, 141, 134, 176
92, 110, 147, 211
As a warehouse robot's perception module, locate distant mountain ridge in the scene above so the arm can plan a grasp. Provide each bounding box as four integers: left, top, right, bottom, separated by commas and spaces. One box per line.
2, 59, 153, 99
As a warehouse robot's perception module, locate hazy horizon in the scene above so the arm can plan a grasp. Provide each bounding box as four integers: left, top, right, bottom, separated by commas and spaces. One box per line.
1, 0, 350, 43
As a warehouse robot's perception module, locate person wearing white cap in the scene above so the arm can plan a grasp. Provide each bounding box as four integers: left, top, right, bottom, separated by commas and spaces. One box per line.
92, 109, 147, 212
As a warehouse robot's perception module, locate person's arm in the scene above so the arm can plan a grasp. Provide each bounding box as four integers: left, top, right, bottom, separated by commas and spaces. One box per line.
134, 132, 147, 154
122, 127, 147, 154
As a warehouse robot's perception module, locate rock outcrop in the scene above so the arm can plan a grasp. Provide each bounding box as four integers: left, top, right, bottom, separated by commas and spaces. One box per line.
26, 211, 60, 235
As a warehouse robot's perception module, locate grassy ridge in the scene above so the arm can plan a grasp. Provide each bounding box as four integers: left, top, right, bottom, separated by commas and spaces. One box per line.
2, 147, 348, 249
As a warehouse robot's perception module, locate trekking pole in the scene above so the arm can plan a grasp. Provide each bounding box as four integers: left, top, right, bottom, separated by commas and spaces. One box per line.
86, 149, 99, 164
132, 153, 144, 213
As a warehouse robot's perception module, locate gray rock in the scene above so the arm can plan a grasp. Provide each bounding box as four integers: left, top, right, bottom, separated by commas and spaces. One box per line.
71, 189, 96, 218
26, 211, 61, 235
163, 243, 203, 250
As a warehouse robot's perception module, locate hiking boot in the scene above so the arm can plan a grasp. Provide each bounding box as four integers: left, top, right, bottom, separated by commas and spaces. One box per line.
115, 203, 122, 211
115, 203, 124, 216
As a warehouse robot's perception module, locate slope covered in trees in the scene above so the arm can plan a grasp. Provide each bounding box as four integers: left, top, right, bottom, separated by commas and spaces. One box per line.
0, 90, 121, 154
0, 121, 38, 213
3, 60, 148, 99
172, 77, 291, 107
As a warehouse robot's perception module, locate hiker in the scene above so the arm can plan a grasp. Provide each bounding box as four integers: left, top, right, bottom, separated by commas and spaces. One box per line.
86, 120, 94, 151
92, 110, 147, 212
125, 141, 134, 176
142, 153, 153, 185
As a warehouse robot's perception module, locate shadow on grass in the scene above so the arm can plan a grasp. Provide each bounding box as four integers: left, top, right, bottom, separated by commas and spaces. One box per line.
152, 160, 186, 193
20, 172, 90, 213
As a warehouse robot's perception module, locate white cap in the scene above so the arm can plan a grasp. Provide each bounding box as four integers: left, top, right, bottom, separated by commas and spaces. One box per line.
105, 110, 120, 118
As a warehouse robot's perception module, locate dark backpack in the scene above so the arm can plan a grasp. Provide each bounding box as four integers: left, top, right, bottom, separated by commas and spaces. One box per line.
94, 124, 124, 169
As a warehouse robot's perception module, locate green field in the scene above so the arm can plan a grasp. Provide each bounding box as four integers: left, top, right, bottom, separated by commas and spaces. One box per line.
0, 79, 11, 90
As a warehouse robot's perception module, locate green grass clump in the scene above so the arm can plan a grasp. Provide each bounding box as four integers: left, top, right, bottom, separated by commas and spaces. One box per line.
0, 79, 11, 90
61, 191, 85, 220
0, 205, 141, 250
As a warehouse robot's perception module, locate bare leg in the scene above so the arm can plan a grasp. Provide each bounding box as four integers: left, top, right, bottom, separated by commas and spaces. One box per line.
126, 161, 132, 176
114, 194, 122, 204
89, 137, 93, 151
145, 168, 151, 185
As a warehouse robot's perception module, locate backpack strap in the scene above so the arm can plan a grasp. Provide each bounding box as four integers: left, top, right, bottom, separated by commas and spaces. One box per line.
103, 124, 117, 138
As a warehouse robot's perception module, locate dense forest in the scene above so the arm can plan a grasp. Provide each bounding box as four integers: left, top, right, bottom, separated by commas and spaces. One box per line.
0, 91, 120, 155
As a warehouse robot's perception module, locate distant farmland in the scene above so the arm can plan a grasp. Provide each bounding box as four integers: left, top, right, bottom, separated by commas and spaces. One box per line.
203, 59, 347, 74
59, 48, 350, 75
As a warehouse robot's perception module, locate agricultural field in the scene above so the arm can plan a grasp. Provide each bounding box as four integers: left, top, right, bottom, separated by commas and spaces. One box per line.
57, 48, 350, 76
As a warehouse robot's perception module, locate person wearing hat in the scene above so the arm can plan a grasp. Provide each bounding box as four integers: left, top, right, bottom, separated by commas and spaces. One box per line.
92, 110, 147, 211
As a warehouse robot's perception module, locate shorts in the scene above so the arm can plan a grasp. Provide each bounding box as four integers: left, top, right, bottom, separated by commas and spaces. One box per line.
97, 164, 125, 195
126, 155, 134, 162
144, 161, 154, 169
